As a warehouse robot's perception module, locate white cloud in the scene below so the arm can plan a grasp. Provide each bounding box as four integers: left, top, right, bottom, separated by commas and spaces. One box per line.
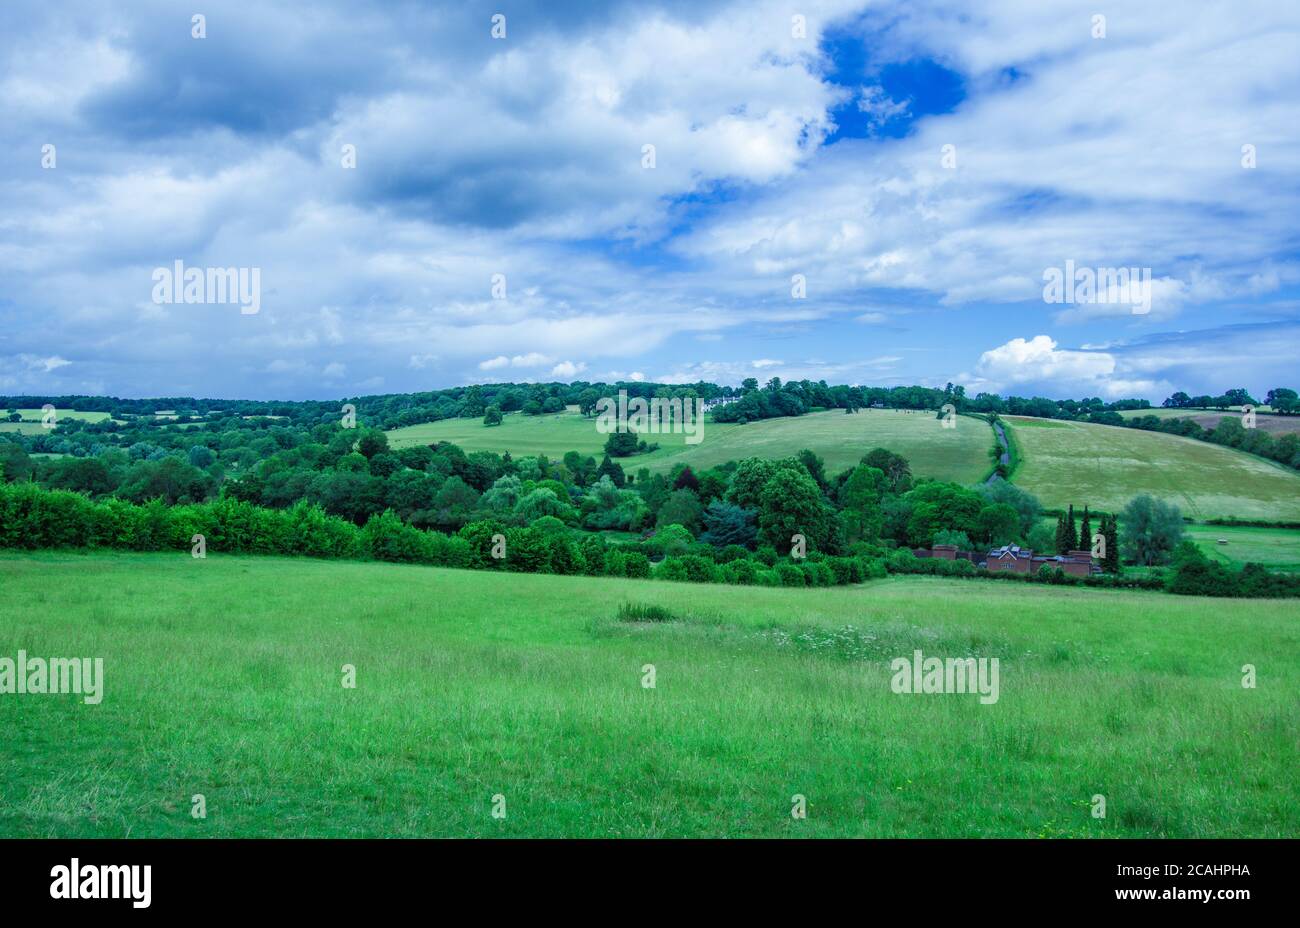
964, 334, 1164, 398
550, 360, 586, 378
856, 84, 909, 129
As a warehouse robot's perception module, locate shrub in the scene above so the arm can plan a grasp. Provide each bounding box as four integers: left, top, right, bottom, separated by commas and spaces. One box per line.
657, 554, 719, 584
544, 535, 584, 575
720, 558, 760, 585
775, 561, 805, 587
503, 527, 549, 573
616, 602, 676, 622
622, 551, 651, 578
363, 510, 432, 563
716, 544, 752, 564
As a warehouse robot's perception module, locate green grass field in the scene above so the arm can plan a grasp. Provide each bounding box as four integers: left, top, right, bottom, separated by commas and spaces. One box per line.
2, 551, 1295, 838
1117, 406, 1300, 434
0, 409, 115, 434
387, 408, 991, 482
1185, 524, 1300, 573
1005, 416, 1300, 521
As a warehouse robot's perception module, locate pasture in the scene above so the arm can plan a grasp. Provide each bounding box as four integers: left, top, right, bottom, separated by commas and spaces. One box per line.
1005, 416, 1300, 521
1118, 407, 1300, 435
386, 408, 991, 483
1184, 523, 1300, 573
1, 551, 1295, 838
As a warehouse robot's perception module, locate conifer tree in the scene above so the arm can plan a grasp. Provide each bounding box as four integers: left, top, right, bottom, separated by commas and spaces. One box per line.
1104, 513, 1121, 572
1053, 513, 1069, 554
1079, 506, 1092, 555
1066, 504, 1078, 551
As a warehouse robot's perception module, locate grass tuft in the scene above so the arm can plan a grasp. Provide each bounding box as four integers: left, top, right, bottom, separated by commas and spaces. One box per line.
617, 602, 677, 623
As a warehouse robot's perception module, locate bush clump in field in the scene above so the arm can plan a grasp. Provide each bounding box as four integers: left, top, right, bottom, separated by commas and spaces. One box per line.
616, 602, 676, 623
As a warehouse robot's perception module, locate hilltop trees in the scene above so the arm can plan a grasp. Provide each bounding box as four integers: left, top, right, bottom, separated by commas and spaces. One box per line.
1266, 387, 1298, 415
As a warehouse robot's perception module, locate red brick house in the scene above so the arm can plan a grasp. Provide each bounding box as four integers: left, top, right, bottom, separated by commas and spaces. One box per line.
915, 543, 1099, 576
983, 545, 1097, 577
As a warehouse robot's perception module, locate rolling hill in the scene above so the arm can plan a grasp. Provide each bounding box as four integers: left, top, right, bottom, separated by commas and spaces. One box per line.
1005, 416, 1300, 520
1117, 406, 1300, 435
386, 407, 993, 483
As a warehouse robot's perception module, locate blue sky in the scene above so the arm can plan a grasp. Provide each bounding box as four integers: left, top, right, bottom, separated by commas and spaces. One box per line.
1, 0, 1297, 401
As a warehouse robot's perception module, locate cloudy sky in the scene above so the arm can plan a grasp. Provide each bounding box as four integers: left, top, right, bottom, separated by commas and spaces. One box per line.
1, 0, 1297, 401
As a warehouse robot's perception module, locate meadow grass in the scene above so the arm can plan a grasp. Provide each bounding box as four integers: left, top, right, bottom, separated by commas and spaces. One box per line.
1184, 524, 1300, 572
386, 407, 991, 483
1, 551, 1295, 838
1005, 416, 1300, 520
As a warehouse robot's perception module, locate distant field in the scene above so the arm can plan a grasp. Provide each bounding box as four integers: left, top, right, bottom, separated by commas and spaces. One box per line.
1, 551, 1295, 838
387, 408, 991, 482
0, 405, 115, 431
0, 408, 114, 433
10, 408, 112, 422
1184, 524, 1300, 573
1118, 407, 1300, 435
1005, 416, 1300, 521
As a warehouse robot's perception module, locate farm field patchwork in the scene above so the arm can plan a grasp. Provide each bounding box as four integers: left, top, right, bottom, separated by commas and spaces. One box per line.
386, 408, 992, 483
1005, 416, 1300, 521
1, 551, 1295, 838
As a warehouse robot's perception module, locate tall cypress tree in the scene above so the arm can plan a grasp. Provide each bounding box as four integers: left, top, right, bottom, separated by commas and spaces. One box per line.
1079, 506, 1092, 555
1066, 504, 1078, 551
1053, 513, 1069, 554
1104, 514, 1120, 573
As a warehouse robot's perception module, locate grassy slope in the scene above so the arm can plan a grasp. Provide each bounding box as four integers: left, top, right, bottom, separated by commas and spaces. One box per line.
1117, 407, 1300, 435
2, 551, 1295, 838
1005, 415, 1300, 520
387, 408, 990, 483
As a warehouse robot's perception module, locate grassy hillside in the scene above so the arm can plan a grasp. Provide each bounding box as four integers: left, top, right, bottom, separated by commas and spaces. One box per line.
386, 408, 991, 483
1005, 416, 1300, 521
1118, 406, 1300, 434
2, 551, 1295, 838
